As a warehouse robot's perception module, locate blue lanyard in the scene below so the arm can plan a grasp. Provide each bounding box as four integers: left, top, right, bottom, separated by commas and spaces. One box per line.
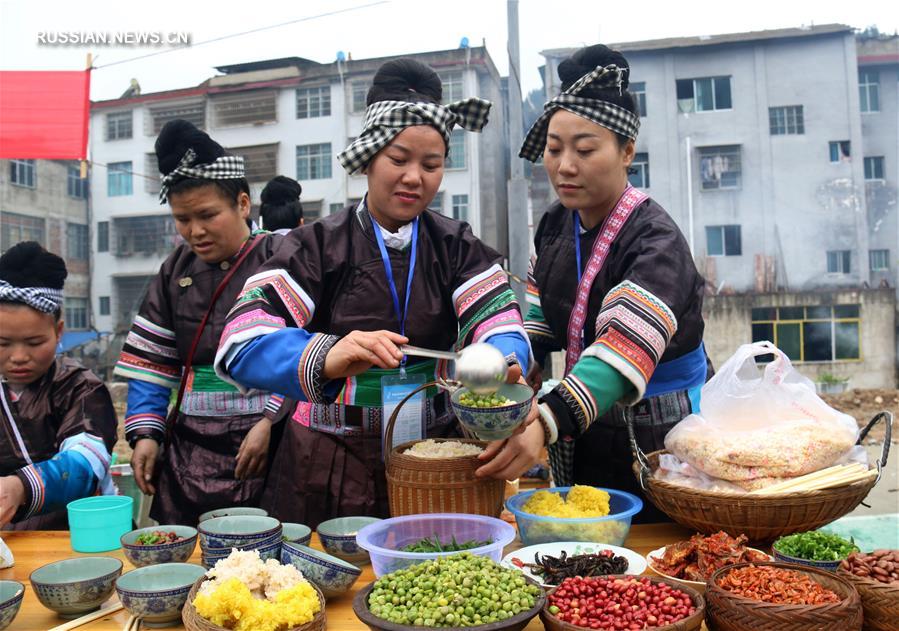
573, 211, 583, 285
371, 213, 419, 368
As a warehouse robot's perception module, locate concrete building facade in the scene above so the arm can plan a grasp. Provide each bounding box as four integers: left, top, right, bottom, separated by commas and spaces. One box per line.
89, 46, 509, 336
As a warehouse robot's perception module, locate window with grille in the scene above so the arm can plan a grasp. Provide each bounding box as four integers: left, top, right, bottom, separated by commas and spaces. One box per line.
769, 105, 804, 135
751, 305, 860, 362
113, 215, 179, 256
97, 221, 109, 252
296, 143, 332, 180
148, 100, 205, 134
303, 200, 323, 223
829, 141, 850, 163
827, 250, 851, 274
107, 161, 133, 196
870, 249, 890, 271
1, 212, 45, 251
99, 296, 111, 316
629, 153, 650, 188
441, 72, 463, 103
676, 76, 731, 112
351, 82, 368, 113
226, 144, 278, 182
452, 194, 469, 222
10, 159, 35, 188
699, 146, 741, 190
859, 69, 880, 113
447, 130, 466, 169
106, 111, 133, 140
67, 164, 88, 199
114, 275, 155, 330
144, 153, 161, 195
213, 91, 277, 127
329, 202, 344, 215
431, 192, 444, 213
67, 223, 89, 260
296, 85, 331, 119
631, 82, 647, 117
64, 298, 89, 330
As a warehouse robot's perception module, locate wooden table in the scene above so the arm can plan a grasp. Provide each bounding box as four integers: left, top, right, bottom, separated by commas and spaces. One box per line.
0, 524, 707, 630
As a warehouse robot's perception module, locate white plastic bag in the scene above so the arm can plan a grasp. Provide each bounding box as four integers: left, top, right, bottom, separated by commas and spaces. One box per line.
665, 342, 858, 482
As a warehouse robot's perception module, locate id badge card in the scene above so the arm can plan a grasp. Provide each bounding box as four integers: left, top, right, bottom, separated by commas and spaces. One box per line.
382, 372, 427, 454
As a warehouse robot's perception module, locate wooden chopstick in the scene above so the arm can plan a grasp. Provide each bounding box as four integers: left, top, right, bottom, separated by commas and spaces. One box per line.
47, 601, 124, 631
750, 464, 875, 495
123, 614, 142, 631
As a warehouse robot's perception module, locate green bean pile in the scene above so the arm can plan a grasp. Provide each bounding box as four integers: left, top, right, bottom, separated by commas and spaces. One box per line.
367, 553, 541, 627
458, 392, 513, 408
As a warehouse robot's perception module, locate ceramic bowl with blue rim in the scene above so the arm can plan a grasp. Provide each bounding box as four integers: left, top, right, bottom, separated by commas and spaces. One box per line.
199, 529, 281, 554
0, 581, 24, 630
201, 539, 282, 569
30, 556, 123, 618
282, 523, 312, 546
197, 506, 268, 523
317, 516, 382, 565
281, 541, 361, 599
121, 526, 198, 568
450, 383, 535, 441
772, 548, 845, 572
198, 515, 281, 550
115, 562, 206, 628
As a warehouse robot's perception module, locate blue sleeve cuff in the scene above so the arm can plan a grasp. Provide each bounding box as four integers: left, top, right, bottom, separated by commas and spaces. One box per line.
15, 451, 97, 520
124, 379, 171, 441
484, 331, 530, 376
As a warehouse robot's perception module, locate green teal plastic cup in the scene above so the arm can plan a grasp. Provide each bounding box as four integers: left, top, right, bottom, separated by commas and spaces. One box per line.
67, 496, 134, 553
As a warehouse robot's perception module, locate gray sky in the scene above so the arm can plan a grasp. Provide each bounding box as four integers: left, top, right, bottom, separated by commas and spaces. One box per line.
1, 0, 895, 101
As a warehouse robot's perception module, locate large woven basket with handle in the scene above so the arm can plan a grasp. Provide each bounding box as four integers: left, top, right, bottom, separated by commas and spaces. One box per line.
630, 411, 891, 543
706, 561, 862, 631
384, 381, 505, 518
182, 576, 326, 631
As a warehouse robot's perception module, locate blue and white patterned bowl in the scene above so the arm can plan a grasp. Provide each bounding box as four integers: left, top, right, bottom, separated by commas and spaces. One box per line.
30, 556, 123, 618
317, 516, 381, 565
450, 383, 535, 441
201, 539, 282, 569
772, 548, 846, 572
281, 542, 361, 598
197, 506, 268, 523
282, 523, 312, 546
199, 529, 281, 554
121, 526, 198, 568
0, 581, 24, 630
198, 516, 281, 550
115, 563, 205, 628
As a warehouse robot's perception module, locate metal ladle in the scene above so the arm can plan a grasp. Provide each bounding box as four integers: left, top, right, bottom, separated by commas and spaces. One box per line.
400, 343, 508, 394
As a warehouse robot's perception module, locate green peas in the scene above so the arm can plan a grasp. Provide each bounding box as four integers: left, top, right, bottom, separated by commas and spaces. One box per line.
458, 391, 513, 408
367, 553, 539, 627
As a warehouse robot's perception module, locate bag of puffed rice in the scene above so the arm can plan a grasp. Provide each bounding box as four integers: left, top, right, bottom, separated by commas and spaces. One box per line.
664, 341, 858, 483
0, 536, 13, 569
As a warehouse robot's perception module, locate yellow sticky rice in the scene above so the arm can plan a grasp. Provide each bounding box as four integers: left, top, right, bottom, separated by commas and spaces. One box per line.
193, 577, 321, 631
520, 486, 626, 544
522, 485, 611, 517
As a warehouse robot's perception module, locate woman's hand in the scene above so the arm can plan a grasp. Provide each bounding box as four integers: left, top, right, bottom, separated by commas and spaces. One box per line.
525, 362, 543, 392
235, 418, 272, 480
0, 475, 25, 527
323, 330, 409, 379
474, 420, 545, 481
131, 438, 160, 495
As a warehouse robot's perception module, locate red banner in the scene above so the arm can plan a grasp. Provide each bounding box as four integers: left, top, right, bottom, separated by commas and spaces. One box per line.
0, 70, 91, 159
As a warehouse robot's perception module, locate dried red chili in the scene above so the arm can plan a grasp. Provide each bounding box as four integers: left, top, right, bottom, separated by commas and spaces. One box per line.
718, 565, 840, 605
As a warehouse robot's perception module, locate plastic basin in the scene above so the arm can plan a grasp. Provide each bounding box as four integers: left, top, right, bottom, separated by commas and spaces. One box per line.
67, 496, 134, 553
356, 513, 516, 577
505, 487, 642, 546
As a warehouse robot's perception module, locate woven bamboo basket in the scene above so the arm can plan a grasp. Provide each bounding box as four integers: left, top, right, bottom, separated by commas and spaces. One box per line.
630, 412, 892, 543
540, 575, 705, 631
705, 562, 862, 631
384, 381, 504, 518
182, 576, 326, 631
838, 569, 899, 631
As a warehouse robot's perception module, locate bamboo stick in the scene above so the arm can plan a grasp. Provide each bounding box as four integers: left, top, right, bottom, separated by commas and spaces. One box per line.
749, 464, 861, 494
751, 464, 873, 495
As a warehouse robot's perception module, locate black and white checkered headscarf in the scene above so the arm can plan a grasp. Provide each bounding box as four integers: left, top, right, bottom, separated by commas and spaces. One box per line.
338, 98, 492, 174
0, 280, 63, 314
519, 64, 640, 163
158, 147, 246, 204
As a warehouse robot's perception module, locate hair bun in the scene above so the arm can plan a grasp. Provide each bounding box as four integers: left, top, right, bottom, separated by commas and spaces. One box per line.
261, 176, 302, 205
0, 241, 67, 289
367, 58, 442, 106
559, 44, 630, 91
154, 119, 225, 176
